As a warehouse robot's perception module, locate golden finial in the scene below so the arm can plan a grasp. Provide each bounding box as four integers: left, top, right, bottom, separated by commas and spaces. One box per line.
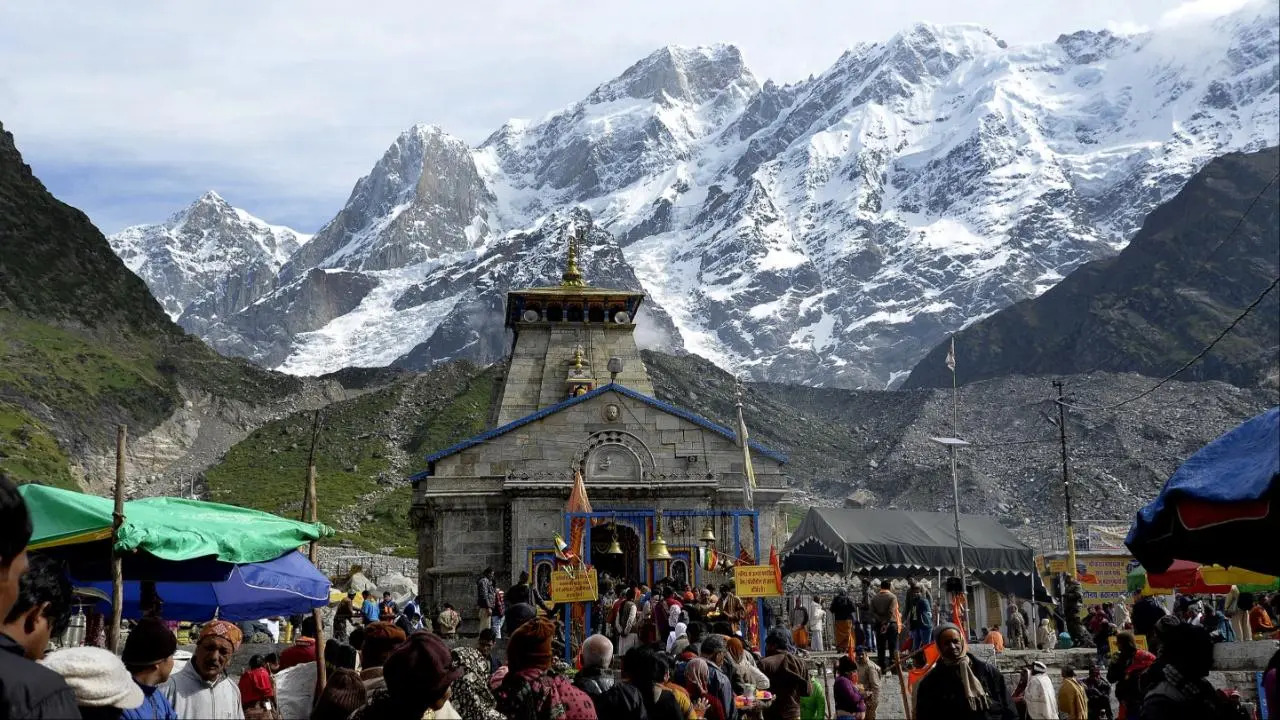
573, 344, 585, 371
561, 225, 588, 287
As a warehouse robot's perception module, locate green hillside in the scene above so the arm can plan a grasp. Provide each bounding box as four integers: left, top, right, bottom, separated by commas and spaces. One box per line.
204, 364, 500, 555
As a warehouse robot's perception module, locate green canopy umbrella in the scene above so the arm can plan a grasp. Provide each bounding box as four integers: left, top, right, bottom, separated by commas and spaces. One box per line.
19, 484, 332, 564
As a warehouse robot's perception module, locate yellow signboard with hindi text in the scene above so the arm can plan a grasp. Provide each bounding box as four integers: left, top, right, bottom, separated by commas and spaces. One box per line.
734, 565, 782, 597
549, 568, 598, 604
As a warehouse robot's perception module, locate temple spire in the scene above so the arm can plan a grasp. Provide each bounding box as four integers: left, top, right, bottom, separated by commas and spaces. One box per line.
561, 225, 588, 287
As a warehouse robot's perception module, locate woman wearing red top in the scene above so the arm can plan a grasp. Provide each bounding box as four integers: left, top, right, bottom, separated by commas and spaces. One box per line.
238, 654, 277, 719
685, 657, 727, 720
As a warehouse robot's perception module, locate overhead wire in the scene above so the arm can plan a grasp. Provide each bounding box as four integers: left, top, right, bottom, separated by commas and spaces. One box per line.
1057, 275, 1279, 412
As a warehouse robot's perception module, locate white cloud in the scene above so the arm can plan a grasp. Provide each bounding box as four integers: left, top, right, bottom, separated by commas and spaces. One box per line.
0, 0, 1205, 233
1158, 0, 1253, 26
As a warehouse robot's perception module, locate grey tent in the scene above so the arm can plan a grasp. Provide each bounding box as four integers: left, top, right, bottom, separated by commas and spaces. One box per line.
781, 507, 1050, 600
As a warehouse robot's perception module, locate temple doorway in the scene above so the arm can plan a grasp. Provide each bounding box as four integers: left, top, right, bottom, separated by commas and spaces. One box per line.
590, 522, 641, 586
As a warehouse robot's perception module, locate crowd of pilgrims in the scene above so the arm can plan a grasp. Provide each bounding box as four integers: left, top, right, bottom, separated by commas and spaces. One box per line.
2, 472, 1278, 720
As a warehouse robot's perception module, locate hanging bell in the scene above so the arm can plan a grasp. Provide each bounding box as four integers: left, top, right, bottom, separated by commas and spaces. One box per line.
699, 519, 717, 545
648, 532, 673, 561
604, 530, 624, 555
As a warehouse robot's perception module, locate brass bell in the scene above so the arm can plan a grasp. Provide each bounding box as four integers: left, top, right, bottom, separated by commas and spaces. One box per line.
699, 519, 717, 545
604, 533, 623, 555
648, 533, 673, 561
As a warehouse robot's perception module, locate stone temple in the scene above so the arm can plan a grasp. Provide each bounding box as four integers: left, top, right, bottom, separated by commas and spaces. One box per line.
409, 228, 790, 625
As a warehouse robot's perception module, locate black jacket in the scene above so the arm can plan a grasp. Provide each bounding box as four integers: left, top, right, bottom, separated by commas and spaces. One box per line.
914, 654, 1017, 720
574, 669, 648, 719
830, 594, 856, 622
0, 633, 82, 719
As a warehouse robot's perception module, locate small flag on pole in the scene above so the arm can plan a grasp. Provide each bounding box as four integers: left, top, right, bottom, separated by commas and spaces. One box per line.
945, 336, 956, 372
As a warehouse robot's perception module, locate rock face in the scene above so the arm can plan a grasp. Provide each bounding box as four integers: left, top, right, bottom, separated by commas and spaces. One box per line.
0, 122, 177, 335
113, 5, 1280, 386
903, 147, 1280, 390
109, 191, 309, 321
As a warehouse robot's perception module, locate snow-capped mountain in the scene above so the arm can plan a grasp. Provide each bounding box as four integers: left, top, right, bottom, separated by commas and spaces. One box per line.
116, 2, 1279, 385
108, 191, 310, 321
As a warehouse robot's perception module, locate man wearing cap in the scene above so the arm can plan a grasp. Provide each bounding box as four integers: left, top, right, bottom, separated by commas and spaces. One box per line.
121, 617, 179, 720
163, 620, 245, 719
358, 621, 406, 693
356, 631, 466, 719
1023, 660, 1058, 719
914, 622, 1016, 720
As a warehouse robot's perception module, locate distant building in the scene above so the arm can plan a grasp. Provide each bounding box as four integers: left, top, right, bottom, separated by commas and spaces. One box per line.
408, 226, 789, 622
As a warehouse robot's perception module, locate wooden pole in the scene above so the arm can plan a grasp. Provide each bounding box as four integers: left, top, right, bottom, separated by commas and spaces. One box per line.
895, 654, 913, 720
108, 425, 127, 653
302, 411, 327, 701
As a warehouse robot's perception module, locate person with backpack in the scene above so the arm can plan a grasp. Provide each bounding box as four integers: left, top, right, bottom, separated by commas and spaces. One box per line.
1141, 623, 1247, 720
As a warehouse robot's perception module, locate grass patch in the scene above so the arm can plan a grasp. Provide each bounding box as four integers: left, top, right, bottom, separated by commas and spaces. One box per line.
205, 385, 400, 534
404, 369, 500, 456
0, 403, 78, 489
334, 487, 417, 558
0, 310, 176, 425
206, 365, 502, 555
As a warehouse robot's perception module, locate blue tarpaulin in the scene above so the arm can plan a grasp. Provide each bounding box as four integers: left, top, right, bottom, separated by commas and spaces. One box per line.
81, 550, 330, 622
1127, 407, 1280, 575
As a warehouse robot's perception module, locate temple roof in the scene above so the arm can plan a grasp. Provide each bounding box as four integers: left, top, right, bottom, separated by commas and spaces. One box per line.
409, 382, 788, 481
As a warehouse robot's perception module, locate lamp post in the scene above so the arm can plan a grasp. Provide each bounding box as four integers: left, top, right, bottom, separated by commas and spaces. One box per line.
930, 436, 970, 599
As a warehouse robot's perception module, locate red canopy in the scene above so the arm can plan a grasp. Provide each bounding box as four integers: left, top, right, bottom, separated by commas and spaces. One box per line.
1145, 559, 1232, 594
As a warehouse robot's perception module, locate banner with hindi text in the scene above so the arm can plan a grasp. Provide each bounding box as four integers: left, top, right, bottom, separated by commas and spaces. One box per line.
734, 564, 782, 597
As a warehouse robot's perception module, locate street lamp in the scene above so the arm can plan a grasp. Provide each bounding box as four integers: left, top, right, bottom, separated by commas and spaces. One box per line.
930, 436, 970, 600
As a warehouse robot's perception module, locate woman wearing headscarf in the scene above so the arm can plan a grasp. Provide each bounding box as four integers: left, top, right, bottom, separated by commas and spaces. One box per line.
726, 637, 770, 690
492, 617, 597, 720
914, 622, 1017, 720
666, 622, 688, 655
1036, 618, 1053, 651
832, 656, 865, 720
450, 646, 503, 720
683, 658, 727, 720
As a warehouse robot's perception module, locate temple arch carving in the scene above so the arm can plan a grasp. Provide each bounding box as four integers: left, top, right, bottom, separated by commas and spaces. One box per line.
573, 430, 655, 483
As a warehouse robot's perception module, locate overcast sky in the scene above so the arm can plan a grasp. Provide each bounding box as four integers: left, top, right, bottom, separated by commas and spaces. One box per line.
0, 0, 1251, 234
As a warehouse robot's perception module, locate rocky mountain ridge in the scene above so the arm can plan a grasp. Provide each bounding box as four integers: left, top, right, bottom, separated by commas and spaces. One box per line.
109, 191, 310, 322
112, 3, 1280, 387
904, 147, 1280, 390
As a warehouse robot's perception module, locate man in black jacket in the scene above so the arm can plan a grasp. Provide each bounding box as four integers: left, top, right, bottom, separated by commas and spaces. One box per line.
831, 589, 857, 653
574, 634, 648, 718
915, 623, 1017, 720
0, 472, 81, 719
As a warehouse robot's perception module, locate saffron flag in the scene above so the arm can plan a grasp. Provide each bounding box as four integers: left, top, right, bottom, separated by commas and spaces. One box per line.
769, 545, 782, 596
945, 336, 956, 372
907, 641, 941, 692
566, 469, 592, 561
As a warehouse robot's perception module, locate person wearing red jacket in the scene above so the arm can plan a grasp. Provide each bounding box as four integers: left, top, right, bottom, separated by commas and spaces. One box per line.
237, 654, 276, 719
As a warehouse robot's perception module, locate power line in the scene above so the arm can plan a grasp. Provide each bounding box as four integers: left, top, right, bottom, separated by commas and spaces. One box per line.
1201, 170, 1279, 264
1059, 275, 1280, 412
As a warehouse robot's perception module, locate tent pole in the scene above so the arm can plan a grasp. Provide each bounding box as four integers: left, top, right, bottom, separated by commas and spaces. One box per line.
302, 410, 327, 701
895, 655, 913, 720
108, 424, 126, 653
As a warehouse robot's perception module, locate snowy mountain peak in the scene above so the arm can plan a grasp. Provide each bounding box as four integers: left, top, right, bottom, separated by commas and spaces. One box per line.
588, 43, 757, 106
108, 195, 309, 320
276, 122, 494, 279
117, 8, 1279, 388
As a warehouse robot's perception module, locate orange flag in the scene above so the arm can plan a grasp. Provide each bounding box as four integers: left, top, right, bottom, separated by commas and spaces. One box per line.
907, 641, 940, 692
769, 545, 783, 595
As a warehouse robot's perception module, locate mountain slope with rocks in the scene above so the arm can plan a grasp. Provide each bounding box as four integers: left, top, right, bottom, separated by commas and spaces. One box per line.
903, 146, 1280, 390
119, 3, 1279, 387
